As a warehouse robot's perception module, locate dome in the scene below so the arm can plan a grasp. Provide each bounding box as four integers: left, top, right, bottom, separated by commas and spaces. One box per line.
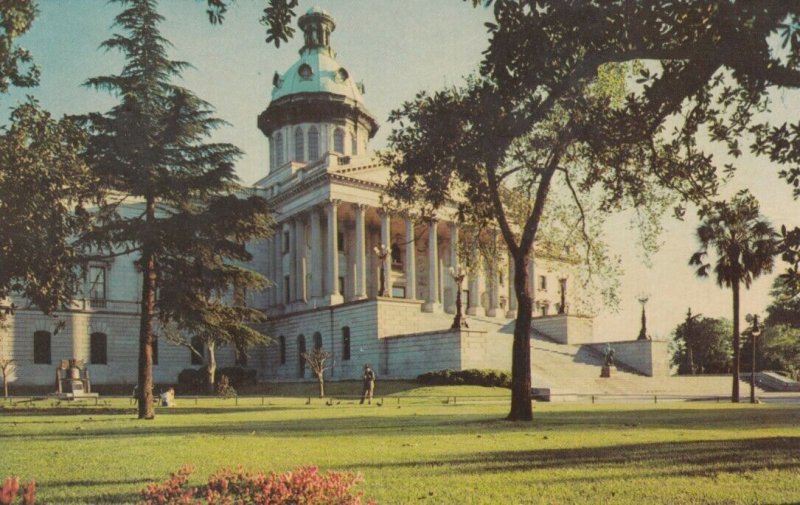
258, 7, 378, 139
271, 48, 366, 104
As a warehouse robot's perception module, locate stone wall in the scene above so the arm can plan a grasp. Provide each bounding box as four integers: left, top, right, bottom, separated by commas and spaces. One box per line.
586, 339, 671, 377
533, 315, 594, 344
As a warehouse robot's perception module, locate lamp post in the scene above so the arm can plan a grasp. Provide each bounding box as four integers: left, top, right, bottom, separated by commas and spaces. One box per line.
448, 266, 468, 329
637, 294, 650, 341
373, 245, 390, 297
745, 313, 762, 404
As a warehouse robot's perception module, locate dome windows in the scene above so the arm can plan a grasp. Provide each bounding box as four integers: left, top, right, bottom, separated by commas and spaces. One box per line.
274, 131, 284, 167
336, 67, 349, 83
307, 127, 320, 161
298, 63, 313, 81
294, 127, 305, 162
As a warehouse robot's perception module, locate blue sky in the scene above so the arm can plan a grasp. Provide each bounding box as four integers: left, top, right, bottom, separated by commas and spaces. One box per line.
8, 0, 800, 340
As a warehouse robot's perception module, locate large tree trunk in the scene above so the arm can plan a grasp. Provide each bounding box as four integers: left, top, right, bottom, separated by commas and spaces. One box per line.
206, 341, 217, 395
137, 197, 156, 419
508, 251, 533, 421
732, 279, 740, 403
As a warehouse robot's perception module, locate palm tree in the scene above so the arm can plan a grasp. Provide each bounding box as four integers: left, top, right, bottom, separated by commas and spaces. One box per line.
690, 190, 776, 403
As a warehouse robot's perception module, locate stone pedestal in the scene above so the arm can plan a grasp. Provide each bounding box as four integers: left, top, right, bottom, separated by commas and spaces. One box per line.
600, 365, 616, 378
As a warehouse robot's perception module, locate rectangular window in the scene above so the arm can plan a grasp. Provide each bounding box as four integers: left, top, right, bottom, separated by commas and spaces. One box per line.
283, 230, 290, 253
279, 336, 286, 365
88, 265, 107, 308
342, 327, 351, 361
235, 348, 248, 367
90, 332, 108, 365
338, 276, 345, 296
338, 231, 345, 252
284, 275, 291, 304
33, 331, 51, 364
539, 275, 547, 291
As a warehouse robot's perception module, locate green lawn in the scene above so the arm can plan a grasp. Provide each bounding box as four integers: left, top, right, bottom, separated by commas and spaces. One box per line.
2, 388, 800, 504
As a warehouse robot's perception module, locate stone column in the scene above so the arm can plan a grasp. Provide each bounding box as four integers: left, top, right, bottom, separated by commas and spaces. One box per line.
273, 232, 283, 307
353, 204, 367, 299
404, 215, 416, 300
423, 218, 440, 312
287, 219, 296, 305
326, 200, 343, 305
467, 268, 484, 316
294, 217, 307, 304
379, 210, 392, 298
445, 222, 459, 313
506, 251, 518, 318
309, 206, 323, 302
486, 255, 501, 317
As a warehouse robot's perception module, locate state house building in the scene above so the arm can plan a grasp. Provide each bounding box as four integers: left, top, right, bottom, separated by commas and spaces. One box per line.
3, 8, 607, 389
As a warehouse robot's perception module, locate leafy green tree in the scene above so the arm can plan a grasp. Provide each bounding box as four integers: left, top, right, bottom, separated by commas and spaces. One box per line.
0, 4, 100, 317
380, 0, 800, 420
765, 276, 800, 328
690, 191, 777, 402
84, 0, 272, 419
740, 324, 800, 381
671, 314, 733, 375
0, 100, 98, 315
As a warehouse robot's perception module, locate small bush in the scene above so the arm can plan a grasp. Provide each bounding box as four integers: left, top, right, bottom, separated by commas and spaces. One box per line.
142, 465, 376, 505
1, 477, 35, 505
216, 375, 236, 398
177, 368, 207, 394
216, 366, 257, 388
416, 369, 511, 388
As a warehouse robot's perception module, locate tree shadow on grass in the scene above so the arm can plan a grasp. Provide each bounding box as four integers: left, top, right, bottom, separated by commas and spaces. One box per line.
3, 406, 799, 441
340, 436, 800, 482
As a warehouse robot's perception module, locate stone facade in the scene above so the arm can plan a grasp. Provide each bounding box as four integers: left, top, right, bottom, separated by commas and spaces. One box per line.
0, 7, 599, 389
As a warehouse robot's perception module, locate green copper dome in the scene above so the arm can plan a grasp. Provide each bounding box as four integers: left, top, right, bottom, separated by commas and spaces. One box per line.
270, 7, 366, 105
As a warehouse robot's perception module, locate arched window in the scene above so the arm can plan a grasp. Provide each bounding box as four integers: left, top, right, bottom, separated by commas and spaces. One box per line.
307, 127, 320, 160
191, 336, 204, 365
297, 335, 306, 378
33, 331, 51, 364
342, 326, 351, 361
279, 336, 286, 365
90, 332, 107, 365
294, 127, 304, 162
313, 332, 323, 351
274, 131, 284, 167
333, 127, 345, 154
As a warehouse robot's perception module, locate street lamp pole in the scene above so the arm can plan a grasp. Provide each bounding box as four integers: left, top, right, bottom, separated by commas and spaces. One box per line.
745, 313, 762, 404
449, 266, 468, 329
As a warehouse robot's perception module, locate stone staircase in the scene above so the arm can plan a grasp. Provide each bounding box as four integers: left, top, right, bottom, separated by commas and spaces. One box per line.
448, 312, 763, 398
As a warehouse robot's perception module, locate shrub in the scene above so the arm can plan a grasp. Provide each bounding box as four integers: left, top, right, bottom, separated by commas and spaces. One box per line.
142, 465, 376, 505
216, 375, 236, 398
1, 477, 35, 505
177, 368, 207, 394
416, 369, 511, 388
216, 366, 257, 388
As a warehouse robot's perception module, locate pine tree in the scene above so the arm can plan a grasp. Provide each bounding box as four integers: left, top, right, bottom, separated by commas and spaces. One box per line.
84, 0, 272, 419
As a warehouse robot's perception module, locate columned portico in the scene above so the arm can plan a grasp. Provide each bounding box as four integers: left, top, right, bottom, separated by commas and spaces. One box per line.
379, 210, 392, 298
404, 215, 416, 300
309, 206, 323, 302
353, 203, 367, 300
294, 217, 307, 304
326, 200, 343, 305
423, 218, 440, 313
446, 222, 459, 313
